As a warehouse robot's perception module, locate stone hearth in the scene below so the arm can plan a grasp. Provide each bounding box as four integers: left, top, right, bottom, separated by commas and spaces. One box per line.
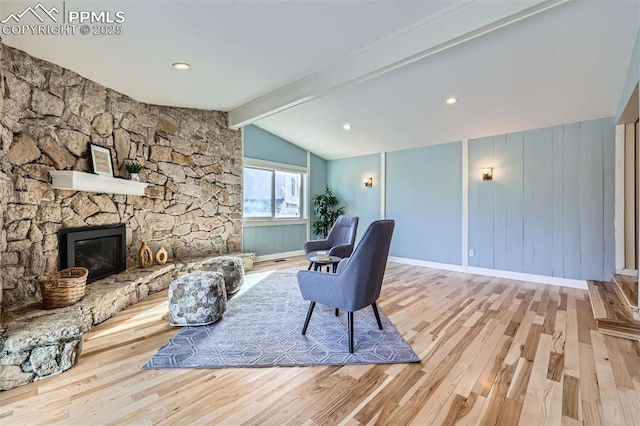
0, 253, 254, 391
0, 42, 243, 317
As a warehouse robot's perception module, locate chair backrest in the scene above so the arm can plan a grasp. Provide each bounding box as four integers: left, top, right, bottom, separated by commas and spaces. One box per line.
339, 219, 395, 311
327, 215, 359, 246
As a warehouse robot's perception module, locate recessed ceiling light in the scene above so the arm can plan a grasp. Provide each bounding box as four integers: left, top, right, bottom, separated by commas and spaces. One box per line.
446, 96, 458, 105
172, 62, 190, 70
343, 123, 353, 130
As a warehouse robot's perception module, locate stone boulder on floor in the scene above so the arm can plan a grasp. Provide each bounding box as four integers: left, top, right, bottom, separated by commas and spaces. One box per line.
201, 256, 244, 298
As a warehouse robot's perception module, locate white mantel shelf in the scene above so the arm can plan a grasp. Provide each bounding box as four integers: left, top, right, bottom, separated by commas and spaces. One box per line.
49, 171, 149, 196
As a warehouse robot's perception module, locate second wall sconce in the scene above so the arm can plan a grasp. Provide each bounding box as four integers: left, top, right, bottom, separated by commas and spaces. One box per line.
482, 167, 493, 181
363, 177, 373, 188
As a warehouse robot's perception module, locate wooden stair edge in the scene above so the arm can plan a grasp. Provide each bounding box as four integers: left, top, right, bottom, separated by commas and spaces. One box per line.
597, 326, 640, 341
597, 317, 640, 329
611, 274, 639, 316
587, 280, 640, 341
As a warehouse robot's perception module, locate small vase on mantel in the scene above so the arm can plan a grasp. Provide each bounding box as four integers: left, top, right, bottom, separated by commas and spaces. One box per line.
130, 173, 140, 182
155, 246, 168, 265
138, 242, 154, 268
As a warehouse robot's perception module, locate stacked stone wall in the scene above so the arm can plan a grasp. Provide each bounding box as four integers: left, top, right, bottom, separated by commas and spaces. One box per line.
0, 43, 242, 311
1, 38, 7, 321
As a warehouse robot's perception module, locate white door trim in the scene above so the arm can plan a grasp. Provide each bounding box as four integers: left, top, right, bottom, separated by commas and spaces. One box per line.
615, 124, 626, 271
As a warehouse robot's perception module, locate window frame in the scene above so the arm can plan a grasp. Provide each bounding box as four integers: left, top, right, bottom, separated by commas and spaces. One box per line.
242, 158, 308, 225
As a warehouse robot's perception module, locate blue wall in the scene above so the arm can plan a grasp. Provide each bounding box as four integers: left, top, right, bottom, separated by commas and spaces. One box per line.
324, 118, 615, 282
386, 142, 462, 264
309, 153, 327, 229
468, 118, 615, 281
616, 29, 639, 120
243, 224, 308, 256
243, 125, 326, 256
246, 118, 616, 281
243, 125, 307, 167
327, 154, 381, 240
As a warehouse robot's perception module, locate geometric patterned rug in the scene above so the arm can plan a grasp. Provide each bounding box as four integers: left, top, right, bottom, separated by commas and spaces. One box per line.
142, 272, 420, 369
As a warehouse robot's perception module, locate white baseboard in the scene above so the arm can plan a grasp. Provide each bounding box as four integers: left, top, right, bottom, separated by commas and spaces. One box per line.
388, 256, 466, 272
615, 269, 638, 277
389, 256, 588, 290
466, 266, 587, 290
254, 250, 305, 263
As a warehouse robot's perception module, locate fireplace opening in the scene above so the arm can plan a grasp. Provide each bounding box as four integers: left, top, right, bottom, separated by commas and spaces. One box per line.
58, 224, 126, 283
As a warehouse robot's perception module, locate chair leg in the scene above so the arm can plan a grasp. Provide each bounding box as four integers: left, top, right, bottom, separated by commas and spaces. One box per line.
372, 302, 383, 330
335, 308, 339, 316
302, 302, 315, 335
348, 311, 354, 353
307, 262, 313, 270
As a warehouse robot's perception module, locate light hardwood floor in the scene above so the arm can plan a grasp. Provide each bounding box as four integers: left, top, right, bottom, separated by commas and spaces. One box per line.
2, 257, 640, 425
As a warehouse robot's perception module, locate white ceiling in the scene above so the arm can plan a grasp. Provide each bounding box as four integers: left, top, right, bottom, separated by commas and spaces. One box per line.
2, 0, 639, 160
257, 0, 640, 158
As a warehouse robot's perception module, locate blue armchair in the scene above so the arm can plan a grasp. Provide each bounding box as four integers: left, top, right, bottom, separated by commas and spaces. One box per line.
303, 215, 359, 270
297, 219, 395, 353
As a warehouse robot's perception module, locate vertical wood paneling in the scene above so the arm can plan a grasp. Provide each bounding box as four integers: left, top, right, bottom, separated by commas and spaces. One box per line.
257, 227, 273, 255
243, 227, 255, 253
552, 126, 565, 277
469, 117, 614, 281
505, 133, 525, 272
478, 139, 495, 269
242, 224, 307, 256
468, 141, 480, 268
468, 137, 494, 268
523, 130, 536, 274
602, 118, 615, 277
275, 226, 286, 253
579, 120, 605, 280
493, 134, 508, 271
532, 127, 554, 276
563, 123, 582, 279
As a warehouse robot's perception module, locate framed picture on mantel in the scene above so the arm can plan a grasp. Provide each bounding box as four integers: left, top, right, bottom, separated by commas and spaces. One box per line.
89, 143, 114, 177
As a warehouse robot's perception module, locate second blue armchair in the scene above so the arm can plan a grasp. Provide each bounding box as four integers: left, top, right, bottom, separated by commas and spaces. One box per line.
303, 215, 359, 269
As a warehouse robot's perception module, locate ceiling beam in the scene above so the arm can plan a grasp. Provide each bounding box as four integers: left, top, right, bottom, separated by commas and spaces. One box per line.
228, 0, 569, 129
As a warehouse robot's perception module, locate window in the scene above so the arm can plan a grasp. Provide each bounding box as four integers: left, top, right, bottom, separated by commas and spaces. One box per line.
243, 168, 273, 217
275, 170, 302, 218
243, 162, 306, 220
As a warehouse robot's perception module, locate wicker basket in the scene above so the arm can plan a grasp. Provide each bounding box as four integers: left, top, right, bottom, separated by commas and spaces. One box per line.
39, 267, 89, 309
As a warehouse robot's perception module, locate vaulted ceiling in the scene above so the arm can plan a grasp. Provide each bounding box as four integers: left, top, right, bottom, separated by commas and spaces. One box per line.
2, 0, 638, 159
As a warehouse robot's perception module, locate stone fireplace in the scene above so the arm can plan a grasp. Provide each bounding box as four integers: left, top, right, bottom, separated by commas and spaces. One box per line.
58, 224, 126, 283
0, 42, 243, 316
0, 40, 247, 391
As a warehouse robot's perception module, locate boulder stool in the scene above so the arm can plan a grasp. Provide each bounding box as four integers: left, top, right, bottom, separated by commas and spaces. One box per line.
168, 271, 227, 326
201, 256, 245, 298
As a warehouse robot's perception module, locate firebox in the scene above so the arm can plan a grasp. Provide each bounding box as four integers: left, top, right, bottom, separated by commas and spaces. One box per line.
58, 224, 126, 283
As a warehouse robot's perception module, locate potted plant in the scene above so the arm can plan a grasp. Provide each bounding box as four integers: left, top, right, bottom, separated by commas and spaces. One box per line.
122, 160, 144, 181
311, 186, 345, 238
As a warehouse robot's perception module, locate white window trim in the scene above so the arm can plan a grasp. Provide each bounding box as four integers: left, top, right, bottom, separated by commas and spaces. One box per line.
243, 219, 309, 227
243, 157, 308, 222
244, 158, 307, 174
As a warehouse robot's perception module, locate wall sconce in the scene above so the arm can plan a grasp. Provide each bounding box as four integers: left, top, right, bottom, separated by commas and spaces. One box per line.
363, 177, 373, 188
482, 167, 493, 181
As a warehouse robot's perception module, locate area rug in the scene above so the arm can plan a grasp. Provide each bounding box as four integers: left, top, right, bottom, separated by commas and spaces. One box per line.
143, 272, 419, 369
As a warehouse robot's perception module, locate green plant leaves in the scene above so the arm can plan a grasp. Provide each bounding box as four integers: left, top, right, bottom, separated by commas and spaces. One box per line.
311, 186, 344, 237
